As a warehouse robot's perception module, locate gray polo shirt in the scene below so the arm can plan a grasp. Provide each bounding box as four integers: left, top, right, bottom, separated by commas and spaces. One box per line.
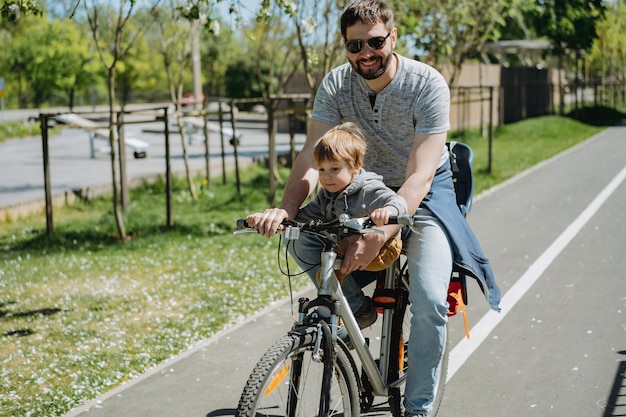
311, 54, 451, 188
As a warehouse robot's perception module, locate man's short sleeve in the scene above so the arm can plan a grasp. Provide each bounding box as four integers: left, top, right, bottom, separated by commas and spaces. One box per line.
413, 69, 450, 135
311, 70, 343, 126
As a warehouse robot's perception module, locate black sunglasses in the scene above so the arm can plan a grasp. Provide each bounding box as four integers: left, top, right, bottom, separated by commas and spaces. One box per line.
345, 32, 391, 54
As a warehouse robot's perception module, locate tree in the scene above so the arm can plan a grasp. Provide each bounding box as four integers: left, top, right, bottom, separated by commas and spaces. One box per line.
394, 0, 509, 86
531, 0, 605, 113
0, 14, 94, 108
587, 1, 626, 84
201, 17, 241, 97
491, 0, 543, 42
40, 19, 95, 108
180, 0, 347, 96
533, 0, 605, 56
150, 0, 209, 201
224, 57, 268, 101
0, 0, 42, 21
0, 14, 40, 107
288, 0, 349, 96
83, 0, 162, 240
244, 3, 306, 204
115, 34, 164, 106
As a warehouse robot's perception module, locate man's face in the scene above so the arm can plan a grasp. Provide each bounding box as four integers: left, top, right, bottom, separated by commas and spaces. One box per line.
345, 21, 394, 80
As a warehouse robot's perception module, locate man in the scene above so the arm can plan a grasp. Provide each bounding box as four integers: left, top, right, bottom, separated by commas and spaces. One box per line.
250, 1, 501, 415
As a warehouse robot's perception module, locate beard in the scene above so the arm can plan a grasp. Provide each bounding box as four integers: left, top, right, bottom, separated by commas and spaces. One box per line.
349, 52, 391, 80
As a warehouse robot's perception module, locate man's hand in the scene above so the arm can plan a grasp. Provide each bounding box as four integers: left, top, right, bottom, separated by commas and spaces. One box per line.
339, 231, 388, 275
246, 208, 289, 237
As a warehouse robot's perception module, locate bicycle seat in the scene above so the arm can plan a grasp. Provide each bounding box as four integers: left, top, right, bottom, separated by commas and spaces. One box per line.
447, 141, 474, 217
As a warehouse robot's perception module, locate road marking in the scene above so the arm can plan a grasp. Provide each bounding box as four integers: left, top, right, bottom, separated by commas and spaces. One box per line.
447, 164, 626, 382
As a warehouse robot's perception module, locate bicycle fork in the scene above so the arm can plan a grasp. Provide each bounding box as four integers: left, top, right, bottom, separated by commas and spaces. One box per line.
296, 247, 400, 415
317, 248, 391, 398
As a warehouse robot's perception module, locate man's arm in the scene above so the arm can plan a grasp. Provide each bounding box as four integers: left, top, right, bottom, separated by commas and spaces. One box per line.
397, 132, 447, 213
248, 119, 333, 237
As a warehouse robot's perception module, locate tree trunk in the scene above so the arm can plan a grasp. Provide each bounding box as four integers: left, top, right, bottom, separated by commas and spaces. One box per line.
108, 66, 127, 240
117, 110, 129, 209
176, 112, 198, 201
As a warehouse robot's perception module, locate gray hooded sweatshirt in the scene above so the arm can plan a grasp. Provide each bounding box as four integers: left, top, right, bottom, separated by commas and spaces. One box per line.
296, 168, 407, 222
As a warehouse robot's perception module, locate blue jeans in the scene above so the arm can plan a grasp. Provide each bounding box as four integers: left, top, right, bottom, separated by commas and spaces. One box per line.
286, 231, 368, 311
286, 209, 452, 414
403, 210, 452, 414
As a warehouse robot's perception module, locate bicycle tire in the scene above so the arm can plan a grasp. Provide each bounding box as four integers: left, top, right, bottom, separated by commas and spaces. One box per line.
387, 284, 410, 417
236, 327, 360, 417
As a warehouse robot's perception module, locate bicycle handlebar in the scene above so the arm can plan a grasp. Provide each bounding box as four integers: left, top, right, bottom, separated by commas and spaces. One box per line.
235, 213, 416, 239
236, 217, 305, 231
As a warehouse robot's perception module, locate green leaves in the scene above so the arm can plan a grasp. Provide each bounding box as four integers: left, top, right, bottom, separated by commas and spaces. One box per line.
534, 0, 605, 53
397, 0, 508, 85
0, 0, 42, 21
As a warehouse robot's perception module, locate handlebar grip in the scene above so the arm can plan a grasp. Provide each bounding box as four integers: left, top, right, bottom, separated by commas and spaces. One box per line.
236, 218, 250, 230
387, 214, 413, 226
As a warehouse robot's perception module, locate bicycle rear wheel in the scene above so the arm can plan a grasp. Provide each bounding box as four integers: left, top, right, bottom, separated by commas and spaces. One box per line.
236, 328, 360, 417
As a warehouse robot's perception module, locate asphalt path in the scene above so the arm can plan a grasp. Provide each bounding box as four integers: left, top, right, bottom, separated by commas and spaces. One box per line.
0, 112, 304, 214
439, 124, 626, 417
2, 116, 624, 416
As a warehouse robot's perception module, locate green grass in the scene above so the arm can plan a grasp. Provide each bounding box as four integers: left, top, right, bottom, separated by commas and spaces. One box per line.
454, 107, 624, 194
0, 120, 60, 143
0, 107, 624, 416
0, 164, 309, 416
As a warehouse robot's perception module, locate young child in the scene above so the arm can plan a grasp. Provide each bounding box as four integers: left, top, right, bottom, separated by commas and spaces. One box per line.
295, 122, 406, 277
247, 122, 407, 327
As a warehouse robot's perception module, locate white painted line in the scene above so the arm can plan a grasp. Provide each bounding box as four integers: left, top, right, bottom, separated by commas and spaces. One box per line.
447, 164, 626, 382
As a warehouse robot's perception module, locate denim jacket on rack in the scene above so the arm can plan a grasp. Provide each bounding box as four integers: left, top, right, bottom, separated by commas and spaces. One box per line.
421, 161, 502, 312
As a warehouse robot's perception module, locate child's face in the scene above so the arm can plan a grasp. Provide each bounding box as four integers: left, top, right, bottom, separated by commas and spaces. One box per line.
317, 158, 358, 193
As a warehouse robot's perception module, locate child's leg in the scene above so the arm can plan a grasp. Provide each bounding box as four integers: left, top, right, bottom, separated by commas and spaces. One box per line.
287, 234, 367, 311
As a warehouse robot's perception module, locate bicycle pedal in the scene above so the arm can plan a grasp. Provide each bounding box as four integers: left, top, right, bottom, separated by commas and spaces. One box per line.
373, 288, 398, 310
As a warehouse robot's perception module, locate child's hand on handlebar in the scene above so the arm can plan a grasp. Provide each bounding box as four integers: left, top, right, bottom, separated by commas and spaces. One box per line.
369, 208, 393, 227
246, 208, 289, 237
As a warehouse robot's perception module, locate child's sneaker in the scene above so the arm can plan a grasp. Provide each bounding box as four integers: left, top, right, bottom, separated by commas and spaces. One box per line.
354, 296, 377, 329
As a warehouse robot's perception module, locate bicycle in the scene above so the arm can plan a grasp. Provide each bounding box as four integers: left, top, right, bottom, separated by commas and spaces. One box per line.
234, 142, 474, 417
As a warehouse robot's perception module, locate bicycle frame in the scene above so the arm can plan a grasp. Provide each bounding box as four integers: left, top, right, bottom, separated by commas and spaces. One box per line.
235, 215, 412, 413
294, 229, 406, 399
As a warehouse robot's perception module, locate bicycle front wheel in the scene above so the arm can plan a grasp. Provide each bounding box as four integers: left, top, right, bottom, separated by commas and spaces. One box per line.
236, 328, 360, 417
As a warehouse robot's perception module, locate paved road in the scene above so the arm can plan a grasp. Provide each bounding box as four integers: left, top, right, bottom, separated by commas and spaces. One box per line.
439, 124, 626, 417
3, 117, 625, 416
0, 112, 304, 218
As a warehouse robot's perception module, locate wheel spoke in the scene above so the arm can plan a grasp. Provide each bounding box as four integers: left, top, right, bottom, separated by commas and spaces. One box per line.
237, 334, 358, 417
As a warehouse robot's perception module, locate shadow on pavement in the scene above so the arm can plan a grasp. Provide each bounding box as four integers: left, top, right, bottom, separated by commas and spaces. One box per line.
603, 354, 626, 417
206, 408, 236, 417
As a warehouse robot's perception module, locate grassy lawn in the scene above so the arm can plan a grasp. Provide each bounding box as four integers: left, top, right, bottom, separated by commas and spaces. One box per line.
0, 120, 60, 143
460, 114, 610, 194
0, 107, 624, 416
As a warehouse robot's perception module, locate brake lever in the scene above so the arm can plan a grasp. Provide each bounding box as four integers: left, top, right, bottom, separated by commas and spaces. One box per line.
233, 229, 257, 236
362, 228, 386, 237
338, 214, 368, 230
337, 214, 387, 238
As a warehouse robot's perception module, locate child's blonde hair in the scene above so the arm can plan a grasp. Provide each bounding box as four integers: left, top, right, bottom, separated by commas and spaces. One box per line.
313, 122, 367, 169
